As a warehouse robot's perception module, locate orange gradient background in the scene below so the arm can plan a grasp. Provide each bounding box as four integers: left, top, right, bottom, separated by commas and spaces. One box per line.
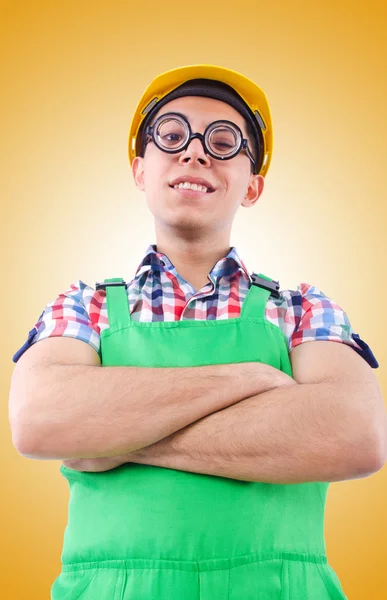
2, 1, 387, 598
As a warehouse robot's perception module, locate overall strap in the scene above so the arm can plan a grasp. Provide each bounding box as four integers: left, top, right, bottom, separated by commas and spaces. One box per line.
95, 277, 130, 329
242, 272, 281, 319
95, 273, 280, 326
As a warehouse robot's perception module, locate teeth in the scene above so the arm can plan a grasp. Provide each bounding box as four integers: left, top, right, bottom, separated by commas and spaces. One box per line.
173, 182, 209, 192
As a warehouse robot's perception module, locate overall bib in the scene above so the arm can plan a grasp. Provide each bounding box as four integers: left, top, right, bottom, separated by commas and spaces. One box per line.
51, 273, 348, 600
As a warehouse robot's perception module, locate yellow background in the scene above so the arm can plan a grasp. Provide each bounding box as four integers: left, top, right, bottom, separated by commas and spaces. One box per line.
2, 0, 386, 597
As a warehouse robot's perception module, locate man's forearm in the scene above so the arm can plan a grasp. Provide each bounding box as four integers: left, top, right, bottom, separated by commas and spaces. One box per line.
127, 380, 380, 484
16, 360, 284, 460
16, 363, 243, 459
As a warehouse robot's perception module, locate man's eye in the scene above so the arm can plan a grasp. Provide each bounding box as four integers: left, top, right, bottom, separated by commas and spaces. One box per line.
213, 141, 234, 149
163, 133, 182, 142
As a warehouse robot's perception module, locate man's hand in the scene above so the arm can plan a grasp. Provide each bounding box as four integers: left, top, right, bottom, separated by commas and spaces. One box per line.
62, 453, 134, 472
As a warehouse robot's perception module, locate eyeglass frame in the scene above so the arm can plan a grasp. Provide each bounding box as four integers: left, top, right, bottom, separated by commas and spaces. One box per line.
143, 112, 258, 172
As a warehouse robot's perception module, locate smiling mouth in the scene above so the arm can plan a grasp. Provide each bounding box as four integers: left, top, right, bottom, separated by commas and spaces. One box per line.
169, 184, 215, 194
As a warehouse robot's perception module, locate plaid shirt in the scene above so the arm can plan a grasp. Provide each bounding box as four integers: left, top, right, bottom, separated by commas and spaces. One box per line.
12, 244, 378, 368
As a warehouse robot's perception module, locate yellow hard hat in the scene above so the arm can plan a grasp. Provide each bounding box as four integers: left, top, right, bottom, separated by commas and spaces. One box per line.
128, 64, 273, 177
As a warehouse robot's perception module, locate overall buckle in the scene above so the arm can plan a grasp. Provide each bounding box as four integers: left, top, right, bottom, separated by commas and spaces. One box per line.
95, 281, 127, 291
250, 273, 281, 299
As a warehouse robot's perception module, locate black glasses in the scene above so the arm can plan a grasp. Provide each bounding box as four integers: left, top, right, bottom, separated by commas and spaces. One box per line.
144, 112, 257, 171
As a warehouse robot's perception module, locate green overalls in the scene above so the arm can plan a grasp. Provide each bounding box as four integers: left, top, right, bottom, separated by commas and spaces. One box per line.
51, 273, 348, 600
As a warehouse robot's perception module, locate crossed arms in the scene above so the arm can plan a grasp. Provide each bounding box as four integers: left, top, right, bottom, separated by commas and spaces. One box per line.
10, 338, 387, 484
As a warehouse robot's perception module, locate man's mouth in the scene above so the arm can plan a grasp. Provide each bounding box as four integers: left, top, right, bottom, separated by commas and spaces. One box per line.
169, 176, 216, 193
169, 182, 214, 194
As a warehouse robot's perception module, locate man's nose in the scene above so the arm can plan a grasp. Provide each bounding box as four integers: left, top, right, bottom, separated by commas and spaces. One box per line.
178, 137, 211, 166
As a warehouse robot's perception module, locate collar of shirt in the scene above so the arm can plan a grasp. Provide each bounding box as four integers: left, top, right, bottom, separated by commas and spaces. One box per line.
134, 244, 253, 287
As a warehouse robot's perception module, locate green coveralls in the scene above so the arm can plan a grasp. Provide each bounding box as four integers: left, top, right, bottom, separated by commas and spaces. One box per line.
51, 274, 348, 599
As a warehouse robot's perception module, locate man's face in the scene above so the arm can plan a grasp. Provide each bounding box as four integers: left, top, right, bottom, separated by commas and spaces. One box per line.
132, 96, 264, 237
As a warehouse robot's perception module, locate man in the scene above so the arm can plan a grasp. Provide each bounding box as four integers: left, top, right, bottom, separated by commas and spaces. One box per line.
9, 64, 385, 599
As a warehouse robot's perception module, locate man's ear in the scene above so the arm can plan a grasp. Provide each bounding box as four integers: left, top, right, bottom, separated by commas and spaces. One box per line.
241, 174, 264, 208
132, 156, 145, 191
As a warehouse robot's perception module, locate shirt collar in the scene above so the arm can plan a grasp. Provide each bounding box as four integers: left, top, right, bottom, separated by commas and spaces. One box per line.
134, 244, 252, 284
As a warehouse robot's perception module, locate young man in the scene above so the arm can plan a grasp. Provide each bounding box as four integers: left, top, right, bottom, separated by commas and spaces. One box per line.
10, 65, 384, 599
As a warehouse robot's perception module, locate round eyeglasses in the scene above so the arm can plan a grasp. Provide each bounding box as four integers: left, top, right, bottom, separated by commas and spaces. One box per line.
144, 112, 257, 172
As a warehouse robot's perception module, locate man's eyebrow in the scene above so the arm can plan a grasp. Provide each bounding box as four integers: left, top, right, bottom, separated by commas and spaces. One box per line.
155, 111, 189, 121
148, 111, 188, 127
152, 112, 238, 128
150, 112, 248, 135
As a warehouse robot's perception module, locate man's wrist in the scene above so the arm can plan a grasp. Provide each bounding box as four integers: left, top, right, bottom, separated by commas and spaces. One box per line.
242, 362, 297, 397
274, 368, 298, 387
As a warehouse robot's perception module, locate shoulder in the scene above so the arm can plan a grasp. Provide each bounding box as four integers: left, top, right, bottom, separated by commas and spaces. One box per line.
12, 280, 102, 364
276, 281, 379, 369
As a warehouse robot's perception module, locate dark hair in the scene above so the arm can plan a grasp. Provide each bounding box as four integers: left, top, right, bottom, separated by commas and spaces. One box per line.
244, 119, 258, 174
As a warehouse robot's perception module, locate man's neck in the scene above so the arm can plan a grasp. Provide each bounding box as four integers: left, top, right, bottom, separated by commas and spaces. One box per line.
154, 239, 232, 292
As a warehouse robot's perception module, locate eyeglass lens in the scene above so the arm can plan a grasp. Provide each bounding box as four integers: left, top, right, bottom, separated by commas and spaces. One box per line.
155, 116, 241, 157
